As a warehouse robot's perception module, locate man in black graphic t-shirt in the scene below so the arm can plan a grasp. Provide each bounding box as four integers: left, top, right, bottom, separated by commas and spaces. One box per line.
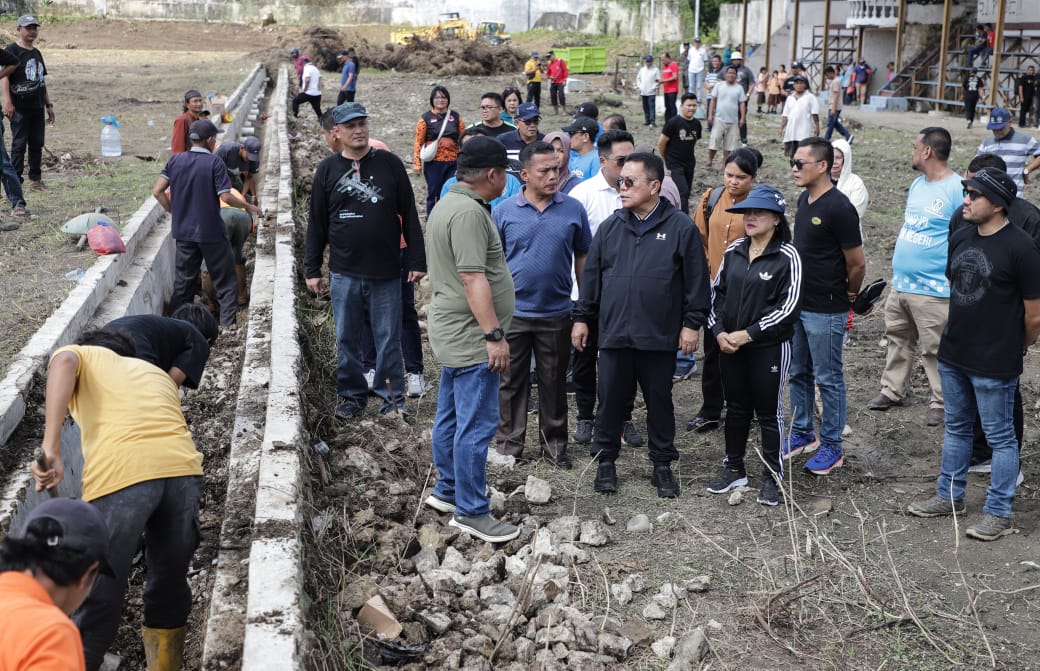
657, 93, 702, 215
909, 167, 1040, 542
2, 16, 52, 190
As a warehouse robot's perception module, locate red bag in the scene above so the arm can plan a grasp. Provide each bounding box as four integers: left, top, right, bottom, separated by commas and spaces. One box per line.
87, 222, 126, 255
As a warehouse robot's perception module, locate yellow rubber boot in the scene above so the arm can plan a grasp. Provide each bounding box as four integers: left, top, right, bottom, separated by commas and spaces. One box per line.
141, 626, 186, 671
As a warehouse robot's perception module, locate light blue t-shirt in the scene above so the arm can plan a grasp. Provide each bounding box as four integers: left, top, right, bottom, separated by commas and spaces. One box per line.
569, 149, 600, 183
890, 172, 963, 297
440, 173, 522, 210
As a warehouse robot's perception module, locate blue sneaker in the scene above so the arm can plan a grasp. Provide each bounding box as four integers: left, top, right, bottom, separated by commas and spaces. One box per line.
805, 443, 844, 475
781, 431, 819, 459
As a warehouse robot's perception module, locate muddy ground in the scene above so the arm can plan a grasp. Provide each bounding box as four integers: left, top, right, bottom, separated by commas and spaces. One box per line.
4, 16, 1040, 671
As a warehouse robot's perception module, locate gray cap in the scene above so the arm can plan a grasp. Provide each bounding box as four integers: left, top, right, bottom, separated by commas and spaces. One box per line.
242, 136, 262, 162
332, 102, 368, 124
17, 15, 39, 28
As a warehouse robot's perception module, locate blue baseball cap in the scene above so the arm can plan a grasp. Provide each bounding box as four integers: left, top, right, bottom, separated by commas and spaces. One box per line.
332, 102, 368, 124
987, 107, 1011, 130
726, 184, 788, 215
516, 102, 541, 122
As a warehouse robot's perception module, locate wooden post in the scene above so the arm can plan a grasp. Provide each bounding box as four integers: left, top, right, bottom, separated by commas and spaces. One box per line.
936, 0, 952, 110
894, 0, 906, 70
766, 0, 774, 71
791, 0, 800, 65
821, 0, 832, 90
741, 0, 749, 53
989, 0, 1007, 108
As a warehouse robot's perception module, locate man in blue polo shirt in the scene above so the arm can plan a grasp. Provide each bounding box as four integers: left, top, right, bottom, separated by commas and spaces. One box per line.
153, 119, 260, 327
493, 141, 591, 468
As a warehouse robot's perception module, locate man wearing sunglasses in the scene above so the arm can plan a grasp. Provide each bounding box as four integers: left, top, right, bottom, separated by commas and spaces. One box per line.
783, 137, 865, 476
573, 152, 710, 498
908, 167, 1040, 541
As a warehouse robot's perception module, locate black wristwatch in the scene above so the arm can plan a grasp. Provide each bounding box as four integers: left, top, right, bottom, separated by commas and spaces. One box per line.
485, 327, 505, 342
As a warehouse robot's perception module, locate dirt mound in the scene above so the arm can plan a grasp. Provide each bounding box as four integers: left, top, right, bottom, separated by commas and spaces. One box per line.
300, 25, 347, 72
364, 38, 527, 76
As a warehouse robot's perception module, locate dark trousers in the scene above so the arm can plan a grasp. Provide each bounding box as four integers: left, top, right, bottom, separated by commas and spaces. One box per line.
0, 120, 25, 207
292, 92, 322, 119
641, 95, 656, 125
697, 328, 725, 419
9, 106, 45, 182
964, 92, 980, 123
423, 160, 457, 216
824, 110, 851, 141
739, 118, 748, 144
593, 348, 678, 464
1020, 97, 1034, 127
664, 92, 678, 121
496, 315, 571, 458
720, 341, 790, 477
336, 89, 356, 106
550, 83, 566, 110
171, 239, 238, 326
527, 81, 542, 108
363, 247, 423, 374
669, 164, 695, 215
76, 476, 203, 671
971, 382, 1024, 463
572, 316, 634, 422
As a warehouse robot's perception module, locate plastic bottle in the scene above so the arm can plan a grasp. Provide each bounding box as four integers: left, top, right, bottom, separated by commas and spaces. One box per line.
64, 268, 85, 281
100, 116, 122, 157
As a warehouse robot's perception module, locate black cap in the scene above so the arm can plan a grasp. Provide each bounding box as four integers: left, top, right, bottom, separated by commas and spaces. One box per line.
189, 119, 220, 141
562, 116, 598, 134
13, 498, 115, 577
791, 61, 804, 70
576, 102, 599, 119
457, 136, 509, 169
184, 89, 203, 102
242, 137, 262, 161
962, 167, 1017, 209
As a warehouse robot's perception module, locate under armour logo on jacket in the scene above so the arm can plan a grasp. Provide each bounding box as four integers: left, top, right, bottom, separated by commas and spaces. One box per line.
656, 233, 667, 240
759, 271, 774, 281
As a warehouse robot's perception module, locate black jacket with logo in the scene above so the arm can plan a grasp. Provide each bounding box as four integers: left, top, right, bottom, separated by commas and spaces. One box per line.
708, 236, 802, 346
574, 199, 710, 351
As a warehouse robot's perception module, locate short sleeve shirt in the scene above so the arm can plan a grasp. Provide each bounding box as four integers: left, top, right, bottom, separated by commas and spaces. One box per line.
5, 43, 46, 109
712, 81, 746, 124
891, 173, 963, 298
160, 148, 232, 243
662, 115, 702, 168
568, 149, 600, 182
977, 129, 1040, 196
782, 92, 820, 143
793, 187, 862, 313
215, 142, 258, 178
341, 59, 357, 90
0, 572, 86, 671
105, 314, 211, 389
426, 184, 515, 367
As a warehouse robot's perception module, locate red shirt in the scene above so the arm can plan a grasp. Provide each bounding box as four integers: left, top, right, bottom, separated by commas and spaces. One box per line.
662, 61, 680, 94
547, 58, 569, 84
0, 572, 86, 671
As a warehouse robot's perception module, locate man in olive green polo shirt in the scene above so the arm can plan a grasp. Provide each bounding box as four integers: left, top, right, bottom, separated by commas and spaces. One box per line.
424, 136, 519, 544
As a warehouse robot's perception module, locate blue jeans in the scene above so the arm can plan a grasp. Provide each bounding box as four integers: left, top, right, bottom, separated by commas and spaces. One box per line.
432, 363, 500, 516
936, 362, 1019, 518
0, 121, 24, 208
789, 311, 847, 447
362, 248, 423, 374
689, 71, 704, 99
824, 110, 851, 141
330, 272, 404, 413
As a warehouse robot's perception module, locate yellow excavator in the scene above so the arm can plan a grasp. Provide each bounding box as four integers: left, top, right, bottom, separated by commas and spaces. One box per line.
391, 13, 511, 46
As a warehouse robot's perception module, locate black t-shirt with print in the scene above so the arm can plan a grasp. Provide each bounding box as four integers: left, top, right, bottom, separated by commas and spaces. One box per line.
661, 115, 702, 169
793, 186, 862, 313
5, 43, 46, 109
940, 223, 1040, 378
1017, 74, 1036, 100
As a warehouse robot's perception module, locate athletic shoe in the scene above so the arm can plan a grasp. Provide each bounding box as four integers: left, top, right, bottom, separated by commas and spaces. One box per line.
757, 478, 780, 506
686, 416, 721, 433
594, 462, 618, 493
651, 464, 680, 498
967, 459, 992, 474
673, 361, 698, 381
424, 493, 456, 514
573, 419, 594, 444
405, 372, 427, 397
907, 494, 964, 518
449, 514, 520, 543
965, 514, 1015, 541
804, 443, 844, 475
706, 467, 749, 494
363, 368, 376, 391
334, 400, 363, 419
622, 421, 644, 447
781, 431, 819, 459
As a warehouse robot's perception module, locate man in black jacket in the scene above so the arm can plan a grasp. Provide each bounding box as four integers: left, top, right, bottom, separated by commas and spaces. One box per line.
572, 152, 711, 497
304, 102, 427, 418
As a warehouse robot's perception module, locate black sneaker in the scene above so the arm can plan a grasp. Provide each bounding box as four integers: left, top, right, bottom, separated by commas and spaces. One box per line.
757, 478, 780, 506
622, 421, 644, 447
651, 464, 680, 498
335, 400, 364, 419
706, 467, 749, 494
573, 419, 594, 444
594, 461, 618, 493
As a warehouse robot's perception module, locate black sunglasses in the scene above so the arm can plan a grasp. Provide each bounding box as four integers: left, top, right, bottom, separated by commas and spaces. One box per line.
790, 158, 823, 170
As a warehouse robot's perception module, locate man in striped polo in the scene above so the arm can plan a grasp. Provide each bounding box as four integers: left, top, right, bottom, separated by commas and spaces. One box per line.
976, 107, 1040, 196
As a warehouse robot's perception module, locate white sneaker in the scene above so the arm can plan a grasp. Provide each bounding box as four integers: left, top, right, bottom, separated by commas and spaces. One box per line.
1018, 470, 1025, 487
363, 369, 376, 391
406, 372, 427, 397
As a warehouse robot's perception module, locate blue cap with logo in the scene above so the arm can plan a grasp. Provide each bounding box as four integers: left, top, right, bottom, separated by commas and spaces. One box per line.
516, 102, 541, 122
986, 107, 1011, 130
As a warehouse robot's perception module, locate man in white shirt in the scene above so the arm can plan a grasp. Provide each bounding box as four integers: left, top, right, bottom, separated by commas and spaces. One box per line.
779, 75, 820, 157
688, 37, 707, 100
567, 129, 644, 449
635, 55, 660, 127
292, 56, 323, 119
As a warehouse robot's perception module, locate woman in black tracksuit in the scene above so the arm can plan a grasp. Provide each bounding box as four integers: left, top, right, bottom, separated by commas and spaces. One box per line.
705, 185, 802, 506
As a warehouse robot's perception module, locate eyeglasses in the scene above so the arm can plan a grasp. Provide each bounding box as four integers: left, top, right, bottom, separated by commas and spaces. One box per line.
616, 177, 656, 189
963, 189, 985, 201
606, 155, 628, 167
479, 105, 500, 110
790, 158, 823, 170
